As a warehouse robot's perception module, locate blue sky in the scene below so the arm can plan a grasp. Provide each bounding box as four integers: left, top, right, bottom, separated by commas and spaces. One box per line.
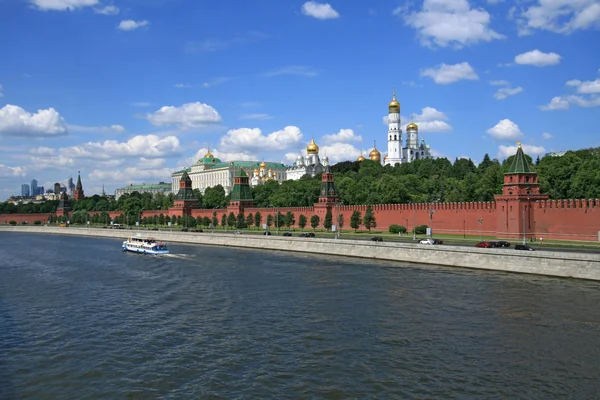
0, 0, 599, 199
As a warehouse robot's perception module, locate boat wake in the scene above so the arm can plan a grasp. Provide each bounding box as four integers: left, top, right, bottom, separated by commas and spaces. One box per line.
161, 253, 196, 260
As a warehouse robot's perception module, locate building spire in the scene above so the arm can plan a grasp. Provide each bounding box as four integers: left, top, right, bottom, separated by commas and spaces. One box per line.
392, 85, 396, 100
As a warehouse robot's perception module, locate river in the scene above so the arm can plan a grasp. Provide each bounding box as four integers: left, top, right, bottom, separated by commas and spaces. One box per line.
1, 232, 599, 399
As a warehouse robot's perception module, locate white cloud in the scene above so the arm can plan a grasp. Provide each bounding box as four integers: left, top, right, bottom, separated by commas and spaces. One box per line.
187, 148, 258, 166
0, 84, 3, 97
494, 86, 524, 100
301, 1, 340, 19
542, 132, 553, 139
498, 144, 546, 159
67, 124, 125, 133
518, 0, 600, 35
486, 119, 524, 141
566, 78, 600, 94
239, 114, 273, 120
32, 135, 182, 161
146, 102, 222, 129
401, 107, 453, 132
0, 164, 26, 179
117, 20, 149, 31
490, 80, 509, 86
201, 77, 235, 87
94, 5, 118, 15
540, 95, 600, 110
320, 143, 361, 163
88, 166, 173, 183
321, 129, 363, 144
0, 105, 68, 137
219, 126, 303, 153
421, 62, 479, 84
30, 0, 98, 11
514, 49, 562, 66
396, 0, 505, 48
264, 66, 319, 78
174, 83, 192, 88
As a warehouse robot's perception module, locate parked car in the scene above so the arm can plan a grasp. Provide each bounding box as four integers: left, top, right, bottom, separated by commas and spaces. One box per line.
191, 229, 203, 233
299, 232, 316, 237
234, 230, 242, 234
476, 241, 494, 248
180, 228, 189, 232
263, 231, 272, 235
515, 244, 535, 251
488, 241, 500, 247
283, 232, 293, 237
432, 239, 444, 244
419, 238, 434, 245
370, 236, 383, 242
496, 240, 510, 247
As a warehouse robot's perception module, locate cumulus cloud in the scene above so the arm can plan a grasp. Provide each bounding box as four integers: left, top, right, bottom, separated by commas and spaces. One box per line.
0, 104, 68, 137
30, 0, 98, 11
186, 148, 259, 167
395, 0, 505, 48
219, 126, 303, 155
540, 95, 600, 110
67, 124, 125, 133
0, 164, 26, 179
493, 86, 524, 100
321, 129, 362, 144
117, 20, 149, 31
401, 107, 453, 132
514, 50, 562, 66
566, 78, 600, 94
301, 1, 340, 19
320, 143, 362, 163
542, 132, 553, 139
264, 66, 319, 78
88, 166, 173, 183
421, 62, 479, 84
518, 0, 600, 35
31, 135, 182, 161
489, 80, 509, 86
146, 102, 222, 129
94, 5, 118, 15
486, 119, 524, 141
498, 144, 546, 159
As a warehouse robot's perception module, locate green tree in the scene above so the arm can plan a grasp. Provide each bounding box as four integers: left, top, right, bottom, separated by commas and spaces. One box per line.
176, 215, 182, 226
212, 211, 218, 228
323, 208, 333, 231
158, 213, 165, 226
337, 213, 344, 231
221, 214, 227, 229
275, 211, 285, 231
266, 213, 273, 228
350, 210, 362, 232
203, 185, 227, 209
298, 214, 307, 231
203, 216, 211, 227
363, 205, 376, 233
227, 212, 236, 228
310, 215, 320, 231
284, 211, 295, 229
246, 212, 254, 229
254, 211, 262, 230
236, 212, 246, 229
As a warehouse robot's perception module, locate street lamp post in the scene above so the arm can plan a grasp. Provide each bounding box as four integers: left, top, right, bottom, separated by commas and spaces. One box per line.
478, 218, 483, 242
429, 209, 435, 237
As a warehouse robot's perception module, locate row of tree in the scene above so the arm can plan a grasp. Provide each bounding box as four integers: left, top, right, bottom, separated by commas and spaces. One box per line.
2, 147, 598, 216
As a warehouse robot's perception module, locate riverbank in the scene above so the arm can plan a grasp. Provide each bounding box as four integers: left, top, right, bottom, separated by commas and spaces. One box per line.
2, 225, 600, 281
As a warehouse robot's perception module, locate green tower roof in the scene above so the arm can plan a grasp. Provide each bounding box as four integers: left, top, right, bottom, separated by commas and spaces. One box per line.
230, 169, 253, 201
507, 144, 535, 174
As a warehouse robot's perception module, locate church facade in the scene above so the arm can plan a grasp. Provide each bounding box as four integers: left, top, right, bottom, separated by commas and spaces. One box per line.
286, 138, 328, 180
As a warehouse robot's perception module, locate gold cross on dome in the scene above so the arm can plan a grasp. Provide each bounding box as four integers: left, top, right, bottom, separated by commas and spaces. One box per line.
410, 113, 416, 122
517, 141, 522, 148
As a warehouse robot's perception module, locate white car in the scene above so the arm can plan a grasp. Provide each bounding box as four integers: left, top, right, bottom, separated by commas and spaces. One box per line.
419, 238, 434, 245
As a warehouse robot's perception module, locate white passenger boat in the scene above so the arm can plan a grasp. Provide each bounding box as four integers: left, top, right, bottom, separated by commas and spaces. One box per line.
122, 236, 169, 255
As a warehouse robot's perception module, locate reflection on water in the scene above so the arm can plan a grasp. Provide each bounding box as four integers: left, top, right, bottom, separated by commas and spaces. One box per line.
1, 232, 600, 399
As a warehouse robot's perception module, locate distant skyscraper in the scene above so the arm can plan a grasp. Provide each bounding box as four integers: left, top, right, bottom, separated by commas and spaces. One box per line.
21, 184, 30, 197
38, 186, 44, 196
54, 182, 61, 194
31, 179, 38, 197
68, 176, 75, 196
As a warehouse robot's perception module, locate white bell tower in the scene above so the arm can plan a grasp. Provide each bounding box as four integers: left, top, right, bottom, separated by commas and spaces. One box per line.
385, 87, 402, 166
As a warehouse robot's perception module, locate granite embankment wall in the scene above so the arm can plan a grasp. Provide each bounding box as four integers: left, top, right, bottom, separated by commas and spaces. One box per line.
2, 226, 600, 281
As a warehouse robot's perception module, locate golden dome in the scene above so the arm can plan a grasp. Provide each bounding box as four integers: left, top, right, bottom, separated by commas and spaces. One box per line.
307, 137, 319, 154
384, 155, 388, 160
369, 142, 381, 161
253, 168, 259, 173
260, 161, 266, 168
406, 121, 418, 131
203, 147, 214, 158
357, 155, 366, 162
388, 89, 400, 113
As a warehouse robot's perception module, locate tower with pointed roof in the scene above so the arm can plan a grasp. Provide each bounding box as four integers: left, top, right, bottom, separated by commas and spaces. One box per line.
229, 168, 254, 210
494, 143, 549, 239
56, 191, 71, 217
74, 171, 85, 200
172, 170, 198, 216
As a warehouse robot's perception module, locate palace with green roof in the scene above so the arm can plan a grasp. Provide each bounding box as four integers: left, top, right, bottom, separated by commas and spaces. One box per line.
115, 182, 172, 200
171, 149, 287, 195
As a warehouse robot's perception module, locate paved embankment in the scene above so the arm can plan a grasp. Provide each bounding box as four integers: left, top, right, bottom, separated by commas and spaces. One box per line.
2, 226, 600, 281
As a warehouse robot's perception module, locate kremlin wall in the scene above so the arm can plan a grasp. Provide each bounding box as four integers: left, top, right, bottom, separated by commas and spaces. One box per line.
4, 145, 600, 242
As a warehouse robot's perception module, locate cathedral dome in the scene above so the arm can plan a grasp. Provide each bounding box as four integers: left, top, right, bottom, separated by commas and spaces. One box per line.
406, 121, 418, 131
204, 149, 214, 158
388, 93, 400, 113
260, 160, 266, 168
307, 138, 319, 154
357, 155, 366, 162
369, 147, 381, 162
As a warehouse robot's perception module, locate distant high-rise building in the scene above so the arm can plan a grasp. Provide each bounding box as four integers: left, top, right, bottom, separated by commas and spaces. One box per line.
54, 182, 61, 194
21, 184, 30, 197
38, 186, 44, 196
31, 179, 38, 197
68, 176, 75, 196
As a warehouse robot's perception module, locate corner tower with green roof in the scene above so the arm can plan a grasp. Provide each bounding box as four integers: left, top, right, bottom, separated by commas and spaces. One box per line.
229, 169, 254, 210
172, 170, 198, 216
494, 143, 548, 241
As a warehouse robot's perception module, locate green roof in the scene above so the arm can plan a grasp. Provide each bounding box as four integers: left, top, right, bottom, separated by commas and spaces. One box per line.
118, 183, 172, 190
507, 145, 535, 174
230, 169, 253, 201
171, 161, 287, 176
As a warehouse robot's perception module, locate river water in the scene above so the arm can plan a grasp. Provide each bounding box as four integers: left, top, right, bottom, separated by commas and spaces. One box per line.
1, 232, 599, 399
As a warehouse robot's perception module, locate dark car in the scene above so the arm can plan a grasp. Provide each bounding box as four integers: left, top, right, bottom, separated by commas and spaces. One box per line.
370, 236, 383, 242
299, 232, 316, 237
263, 231, 272, 235
488, 241, 500, 247
432, 239, 444, 244
497, 240, 510, 247
283, 232, 292, 237
476, 241, 493, 248
191, 229, 203, 232
515, 244, 535, 251
181, 228, 189, 232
